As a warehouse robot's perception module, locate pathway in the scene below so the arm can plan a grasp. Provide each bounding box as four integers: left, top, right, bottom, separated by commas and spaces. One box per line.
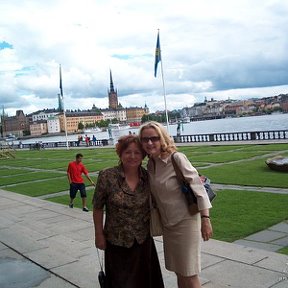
0, 189, 287, 288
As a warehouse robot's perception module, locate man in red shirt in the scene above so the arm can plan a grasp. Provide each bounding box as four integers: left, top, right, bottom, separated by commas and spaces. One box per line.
67, 153, 95, 212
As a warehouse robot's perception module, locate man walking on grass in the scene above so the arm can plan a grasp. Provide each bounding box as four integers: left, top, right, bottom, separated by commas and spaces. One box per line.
67, 153, 95, 212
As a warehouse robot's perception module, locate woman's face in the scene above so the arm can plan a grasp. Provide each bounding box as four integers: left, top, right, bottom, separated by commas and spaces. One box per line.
120, 142, 143, 169
140, 127, 161, 157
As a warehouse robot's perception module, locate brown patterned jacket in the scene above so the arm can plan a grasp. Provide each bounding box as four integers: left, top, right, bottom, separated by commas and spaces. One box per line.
93, 165, 150, 248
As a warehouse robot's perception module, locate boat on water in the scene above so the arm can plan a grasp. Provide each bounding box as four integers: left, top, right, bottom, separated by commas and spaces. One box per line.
266, 156, 288, 172
108, 123, 130, 131
83, 127, 102, 133
5, 134, 17, 141
181, 117, 191, 123
107, 123, 131, 141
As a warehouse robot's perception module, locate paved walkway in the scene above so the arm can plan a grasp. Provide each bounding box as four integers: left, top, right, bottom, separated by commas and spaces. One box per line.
0, 189, 287, 288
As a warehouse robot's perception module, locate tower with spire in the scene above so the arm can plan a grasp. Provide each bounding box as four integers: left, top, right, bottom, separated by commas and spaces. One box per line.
108, 70, 118, 110
57, 93, 64, 112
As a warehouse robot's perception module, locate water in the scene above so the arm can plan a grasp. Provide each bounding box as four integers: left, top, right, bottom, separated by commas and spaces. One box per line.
18, 114, 288, 144
172, 113, 288, 135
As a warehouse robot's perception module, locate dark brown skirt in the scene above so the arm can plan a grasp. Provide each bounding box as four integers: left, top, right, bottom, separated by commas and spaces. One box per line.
105, 237, 164, 288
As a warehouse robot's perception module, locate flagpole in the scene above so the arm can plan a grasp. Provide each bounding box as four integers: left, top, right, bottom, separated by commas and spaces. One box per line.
159, 52, 170, 132
59, 64, 69, 149
154, 30, 170, 132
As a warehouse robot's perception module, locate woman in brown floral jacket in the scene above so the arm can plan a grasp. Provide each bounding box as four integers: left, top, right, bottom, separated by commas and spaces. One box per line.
93, 134, 164, 288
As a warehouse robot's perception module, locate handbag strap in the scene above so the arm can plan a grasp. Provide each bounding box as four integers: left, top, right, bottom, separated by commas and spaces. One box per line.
96, 248, 104, 271
171, 152, 187, 185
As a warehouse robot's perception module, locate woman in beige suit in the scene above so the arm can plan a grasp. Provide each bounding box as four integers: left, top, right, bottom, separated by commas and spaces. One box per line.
139, 121, 213, 288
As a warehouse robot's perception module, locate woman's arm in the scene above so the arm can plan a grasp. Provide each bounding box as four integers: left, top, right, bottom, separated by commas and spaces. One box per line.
93, 208, 106, 250
174, 152, 212, 210
200, 209, 213, 241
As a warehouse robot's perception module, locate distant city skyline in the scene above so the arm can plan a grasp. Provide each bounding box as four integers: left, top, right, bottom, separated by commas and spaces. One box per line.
1, 0, 288, 116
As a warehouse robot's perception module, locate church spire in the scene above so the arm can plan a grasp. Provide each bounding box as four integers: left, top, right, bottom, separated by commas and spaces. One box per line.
109, 69, 115, 93
108, 70, 118, 109
58, 93, 64, 112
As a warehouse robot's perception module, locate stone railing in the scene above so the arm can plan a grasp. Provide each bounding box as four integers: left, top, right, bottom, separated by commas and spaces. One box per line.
19, 139, 109, 150
173, 130, 288, 143
6, 130, 288, 149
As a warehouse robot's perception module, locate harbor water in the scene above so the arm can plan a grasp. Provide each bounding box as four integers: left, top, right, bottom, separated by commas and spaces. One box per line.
17, 113, 288, 144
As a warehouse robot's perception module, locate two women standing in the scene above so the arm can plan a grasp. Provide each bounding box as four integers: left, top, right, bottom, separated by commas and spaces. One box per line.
93, 135, 164, 288
93, 121, 213, 288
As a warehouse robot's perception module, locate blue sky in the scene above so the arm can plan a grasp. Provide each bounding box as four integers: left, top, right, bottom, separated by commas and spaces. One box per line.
1, 0, 288, 116
0, 41, 13, 50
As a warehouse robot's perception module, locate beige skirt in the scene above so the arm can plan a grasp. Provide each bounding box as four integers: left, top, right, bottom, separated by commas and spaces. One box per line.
163, 214, 201, 277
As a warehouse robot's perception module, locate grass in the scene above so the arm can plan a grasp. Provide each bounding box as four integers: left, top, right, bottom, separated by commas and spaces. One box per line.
0, 172, 65, 186
0, 168, 32, 176
48, 188, 95, 209
278, 246, 288, 255
6, 177, 69, 196
185, 150, 265, 163
1, 143, 287, 251
210, 190, 288, 242
199, 158, 288, 188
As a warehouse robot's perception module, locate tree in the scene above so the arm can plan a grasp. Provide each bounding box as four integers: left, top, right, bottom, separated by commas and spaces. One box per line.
78, 122, 84, 130
96, 119, 110, 128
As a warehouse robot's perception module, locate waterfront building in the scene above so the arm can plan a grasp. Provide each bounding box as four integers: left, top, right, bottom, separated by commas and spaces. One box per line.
2, 110, 29, 137
126, 106, 149, 125
100, 108, 127, 122
47, 116, 61, 134
58, 111, 103, 133
31, 109, 60, 122
223, 100, 257, 116
280, 94, 288, 112
185, 103, 206, 117
204, 100, 223, 116
30, 121, 48, 136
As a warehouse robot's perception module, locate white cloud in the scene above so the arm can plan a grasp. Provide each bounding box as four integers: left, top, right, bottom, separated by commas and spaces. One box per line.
1, 0, 288, 116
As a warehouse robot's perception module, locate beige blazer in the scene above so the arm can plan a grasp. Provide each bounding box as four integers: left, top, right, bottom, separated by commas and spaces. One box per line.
147, 152, 212, 227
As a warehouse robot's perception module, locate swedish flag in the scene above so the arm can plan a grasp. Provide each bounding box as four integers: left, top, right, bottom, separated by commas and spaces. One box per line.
154, 32, 161, 77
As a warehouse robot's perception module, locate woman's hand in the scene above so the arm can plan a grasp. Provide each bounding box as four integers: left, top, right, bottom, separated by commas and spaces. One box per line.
201, 218, 213, 241
95, 232, 106, 250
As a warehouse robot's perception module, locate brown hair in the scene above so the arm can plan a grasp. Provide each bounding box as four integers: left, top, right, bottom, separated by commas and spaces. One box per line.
139, 121, 177, 157
116, 134, 146, 159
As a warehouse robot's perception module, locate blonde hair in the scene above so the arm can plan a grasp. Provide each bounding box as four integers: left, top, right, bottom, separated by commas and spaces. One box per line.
139, 121, 177, 157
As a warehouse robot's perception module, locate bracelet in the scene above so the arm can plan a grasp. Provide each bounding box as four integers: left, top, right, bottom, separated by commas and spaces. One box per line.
201, 215, 210, 219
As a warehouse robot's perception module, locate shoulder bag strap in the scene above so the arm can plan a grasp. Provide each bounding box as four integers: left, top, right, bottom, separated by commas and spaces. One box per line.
96, 248, 104, 272
171, 152, 186, 184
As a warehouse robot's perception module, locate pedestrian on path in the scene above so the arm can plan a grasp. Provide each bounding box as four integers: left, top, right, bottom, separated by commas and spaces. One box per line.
139, 121, 213, 288
92, 135, 164, 288
67, 153, 95, 212
92, 134, 97, 146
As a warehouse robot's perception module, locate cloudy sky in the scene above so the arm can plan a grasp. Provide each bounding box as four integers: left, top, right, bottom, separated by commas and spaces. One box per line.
1, 0, 288, 116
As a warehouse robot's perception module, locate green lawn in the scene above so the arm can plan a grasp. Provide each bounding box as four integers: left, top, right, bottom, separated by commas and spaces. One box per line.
210, 190, 288, 242
48, 188, 95, 209
199, 158, 288, 187
0, 168, 32, 177
6, 177, 69, 196
0, 171, 65, 186
186, 150, 265, 163
1, 144, 287, 253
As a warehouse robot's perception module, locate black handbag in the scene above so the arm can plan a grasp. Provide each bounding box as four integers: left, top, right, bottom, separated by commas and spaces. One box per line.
96, 248, 106, 288
171, 153, 216, 211
98, 270, 106, 288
